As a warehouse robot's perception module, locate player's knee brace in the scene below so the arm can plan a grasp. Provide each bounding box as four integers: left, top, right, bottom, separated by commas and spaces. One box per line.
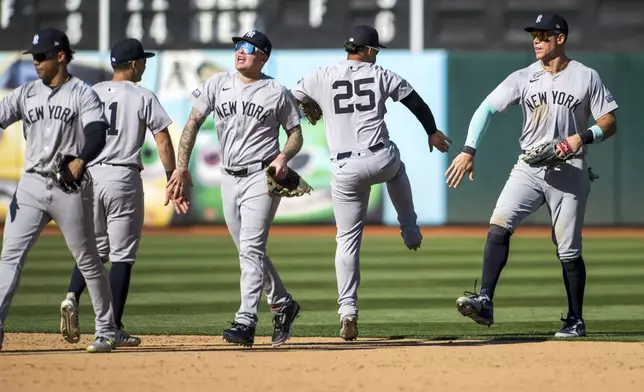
487, 224, 512, 245
561, 256, 585, 274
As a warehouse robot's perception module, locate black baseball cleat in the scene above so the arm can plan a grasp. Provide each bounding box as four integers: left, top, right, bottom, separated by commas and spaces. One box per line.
456, 289, 494, 327
554, 315, 586, 338
222, 322, 255, 347
270, 300, 301, 347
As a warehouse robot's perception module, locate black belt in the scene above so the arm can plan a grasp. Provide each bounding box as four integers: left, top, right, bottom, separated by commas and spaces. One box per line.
336, 142, 385, 160
94, 163, 141, 172
225, 161, 270, 177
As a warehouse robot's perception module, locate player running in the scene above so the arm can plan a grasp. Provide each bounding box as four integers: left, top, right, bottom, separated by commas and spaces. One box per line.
290, 25, 451, 340
60, 38, 183, 347
0, 28, 117, 353
445, 13, 618, 337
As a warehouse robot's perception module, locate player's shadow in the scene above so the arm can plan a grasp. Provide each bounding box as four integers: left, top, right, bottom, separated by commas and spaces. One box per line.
0, 336, 558, 356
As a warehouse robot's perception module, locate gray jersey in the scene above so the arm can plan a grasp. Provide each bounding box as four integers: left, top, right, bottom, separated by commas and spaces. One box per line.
485, 60, 619, 151
90, 81, 172, 169
188, 72, 301, 168
0, 77, 107, 173
291, 59, 413, 154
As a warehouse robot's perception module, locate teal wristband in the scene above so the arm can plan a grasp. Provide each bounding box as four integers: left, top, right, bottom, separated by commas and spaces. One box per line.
589, 124, 604, 143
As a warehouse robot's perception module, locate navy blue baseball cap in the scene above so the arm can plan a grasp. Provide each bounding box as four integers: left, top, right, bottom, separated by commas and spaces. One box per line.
110, 38, 155, 65
23, 27, 73, 54
524, 13, 569, 35
347, 25, 386, 48
232, 30, 272, 57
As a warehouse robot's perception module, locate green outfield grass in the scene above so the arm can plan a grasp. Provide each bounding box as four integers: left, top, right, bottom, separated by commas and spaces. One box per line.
3, 233, 644, 342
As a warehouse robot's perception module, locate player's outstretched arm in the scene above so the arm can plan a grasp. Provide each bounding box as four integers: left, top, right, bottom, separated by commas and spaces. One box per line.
0, 86, 25, 133
155, 128, 187, 214
177, 107, 207, 169
445, 100, 497, 188
167, 107, 207, 205
154, 128, 177, 179
399, 90, 451, 152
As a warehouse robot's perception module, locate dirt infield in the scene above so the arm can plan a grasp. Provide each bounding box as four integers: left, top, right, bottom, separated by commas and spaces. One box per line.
1, 333, 643, 392
23, 224, 644, 238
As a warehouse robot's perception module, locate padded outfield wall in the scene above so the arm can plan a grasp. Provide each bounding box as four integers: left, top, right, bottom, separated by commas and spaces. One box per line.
0, 50, 640, 226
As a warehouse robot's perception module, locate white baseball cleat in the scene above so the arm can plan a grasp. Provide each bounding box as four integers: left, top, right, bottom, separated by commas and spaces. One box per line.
116, 329, 142, 347
340, 315, 359, 341
86, 336, 116, 353
60, 292, 81, 344
401, 225, 423, 251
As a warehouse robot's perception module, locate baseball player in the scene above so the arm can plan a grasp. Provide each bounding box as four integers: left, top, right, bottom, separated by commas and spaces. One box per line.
60, 38, 180, 347
290, 25, 451, 340
0, 28, 118, 353
167, 30, 303, 348
445, 13, 618, 337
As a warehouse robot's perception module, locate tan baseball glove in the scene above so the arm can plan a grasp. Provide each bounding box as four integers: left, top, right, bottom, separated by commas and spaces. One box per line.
266, 166, 313, 197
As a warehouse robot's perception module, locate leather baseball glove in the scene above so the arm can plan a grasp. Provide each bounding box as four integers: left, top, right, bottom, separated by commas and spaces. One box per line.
520, 138, 576, 168
266, 166, 313, 197
49, 152, 91, 194
299, 100, 322, 126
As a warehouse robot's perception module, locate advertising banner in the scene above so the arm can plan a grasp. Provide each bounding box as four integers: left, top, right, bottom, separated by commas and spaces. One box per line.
0, 49, 448, 226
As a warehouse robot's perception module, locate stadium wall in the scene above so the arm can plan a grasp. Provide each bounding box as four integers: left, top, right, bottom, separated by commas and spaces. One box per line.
0, 51, 640, 226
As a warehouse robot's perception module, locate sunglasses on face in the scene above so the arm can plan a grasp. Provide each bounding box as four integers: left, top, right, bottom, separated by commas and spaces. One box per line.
32, 51, 60, 62
365, 46, 380, 54
530, 31, 558, 41
235, 41, 265, 55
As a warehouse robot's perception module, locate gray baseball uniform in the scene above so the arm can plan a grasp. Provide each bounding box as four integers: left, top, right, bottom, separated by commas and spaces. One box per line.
0, 77, 117, 345
485, 60, 618, 261
189, 71, 301, 328
291, 59, 421, 319
89, 80, 172, 263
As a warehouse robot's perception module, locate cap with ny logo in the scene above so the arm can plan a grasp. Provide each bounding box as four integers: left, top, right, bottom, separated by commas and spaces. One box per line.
23, 27, 73, 55
232, 30, 272, 57
524, 12, 569, 35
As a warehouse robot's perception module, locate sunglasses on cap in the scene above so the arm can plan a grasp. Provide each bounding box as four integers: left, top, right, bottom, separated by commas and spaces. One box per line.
234, 41, 265, 55
32, 50, 60, 63
530, 31, 561, 41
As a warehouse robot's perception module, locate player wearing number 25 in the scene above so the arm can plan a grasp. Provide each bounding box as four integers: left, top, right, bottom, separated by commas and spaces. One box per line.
290, 25, 451, 341
0, 27, 118, 352
446, 13, 618, 338
61, 38, 180, 349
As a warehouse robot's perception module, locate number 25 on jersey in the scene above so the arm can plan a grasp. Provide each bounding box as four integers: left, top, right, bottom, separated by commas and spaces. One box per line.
333, 78, 376, 114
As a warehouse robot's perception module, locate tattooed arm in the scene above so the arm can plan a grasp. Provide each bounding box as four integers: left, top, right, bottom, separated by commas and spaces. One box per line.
165, 107, 208, 213
281, 125, 303, 161
268, 125, 303, 180
177, 107, 208, 169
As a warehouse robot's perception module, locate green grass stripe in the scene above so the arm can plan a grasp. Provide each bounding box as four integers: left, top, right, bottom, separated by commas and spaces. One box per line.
7, 292, 644, 316
3, 235, 644, 341
17, 254, 644, 276
11, 282, 644, 305
13, 272, 644, 295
